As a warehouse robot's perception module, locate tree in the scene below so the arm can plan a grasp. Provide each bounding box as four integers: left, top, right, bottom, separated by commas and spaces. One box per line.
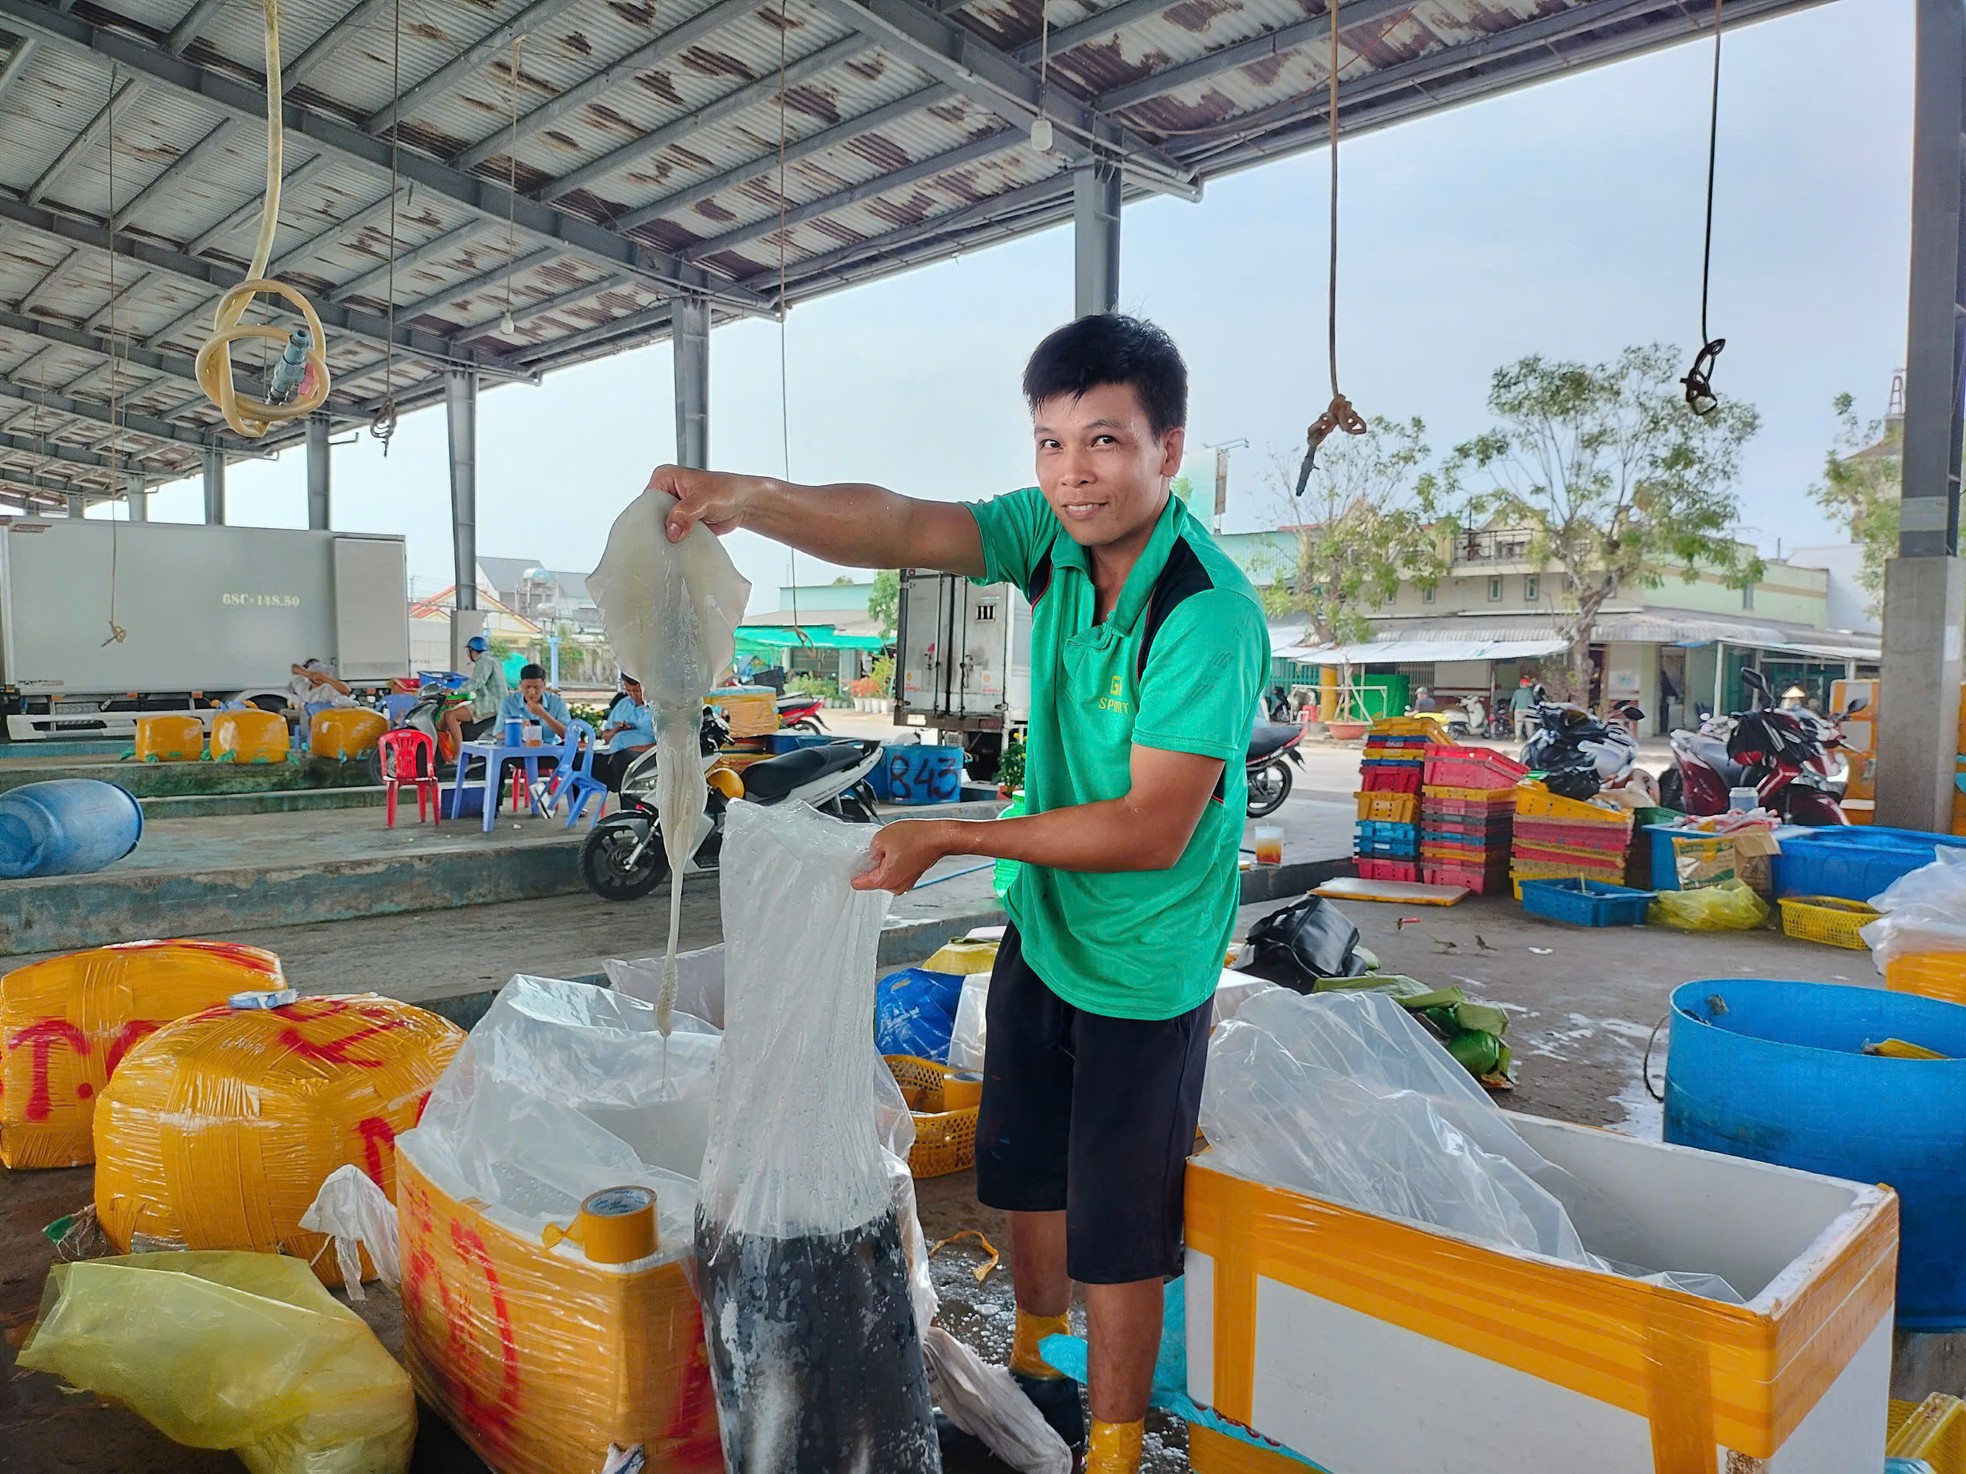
1170, 473, 1195, 503
1270, 416, 1448, 720
867, 567, 900, 641
1446, 345, 1762, 703
1808, 391, 1899, 616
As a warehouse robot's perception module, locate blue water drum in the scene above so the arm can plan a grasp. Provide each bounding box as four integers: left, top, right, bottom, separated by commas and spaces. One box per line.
0, 779, 144, 879
884, 744, 964, 806
1664, 977, 1966, 1329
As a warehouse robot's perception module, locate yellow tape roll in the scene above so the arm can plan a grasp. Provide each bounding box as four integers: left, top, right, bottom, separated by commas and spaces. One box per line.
545, 1186, 658, 1265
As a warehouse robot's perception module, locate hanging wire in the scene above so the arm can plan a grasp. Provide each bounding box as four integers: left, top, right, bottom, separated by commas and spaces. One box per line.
369, 0, 403, 450
1293, 0, 1365, 495
101, 65, 127, 643
500, 33, 524, 333
777, 0, 801, 636
1681, 0, 1726, 417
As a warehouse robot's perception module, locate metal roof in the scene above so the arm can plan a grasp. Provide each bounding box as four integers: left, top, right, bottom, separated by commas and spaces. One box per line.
0, 0, 1827, 510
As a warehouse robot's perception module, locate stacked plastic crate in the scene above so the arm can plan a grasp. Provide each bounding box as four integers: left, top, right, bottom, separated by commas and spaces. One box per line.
1510, 781, 1636, 898
1419, 747, 1527, 895
1354, 723, 1430, 882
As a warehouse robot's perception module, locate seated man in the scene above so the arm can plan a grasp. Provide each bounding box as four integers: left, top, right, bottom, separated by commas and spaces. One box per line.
439, 635, 507, 754
594, 675, 656, 791
287, 658, 357, 713
497, 664, 570, 743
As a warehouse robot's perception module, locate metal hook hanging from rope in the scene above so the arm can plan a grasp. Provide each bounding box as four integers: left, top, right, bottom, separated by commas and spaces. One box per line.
1682, 0, 1726, 417
1295, 0, 1366, 495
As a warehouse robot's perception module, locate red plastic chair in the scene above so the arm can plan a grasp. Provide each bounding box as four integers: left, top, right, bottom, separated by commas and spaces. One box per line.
377, 728, 441, 828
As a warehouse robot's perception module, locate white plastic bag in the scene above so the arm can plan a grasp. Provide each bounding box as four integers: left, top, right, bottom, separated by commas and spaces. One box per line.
606, 944, 727, 1028
299, 1164, 399, 1302
947, 972, 992, 1074
1203, 989, 1740, 1300
590, 489, 750, 1034
694, 801, 940, 1472
1861, 848, 1966, 972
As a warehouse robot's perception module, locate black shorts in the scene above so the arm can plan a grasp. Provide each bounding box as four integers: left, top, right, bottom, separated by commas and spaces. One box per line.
974, 923, 1212, 1285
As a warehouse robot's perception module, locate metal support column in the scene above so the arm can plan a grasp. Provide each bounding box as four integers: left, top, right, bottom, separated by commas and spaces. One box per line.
305, 413, 331, 530
446, 369, 484, 668
202, 445, 225, 525
674, 293, 710, 470
125, 472, 146, 522
1878, 0, 1966, 832
66, 491, 85, 518
1073, 157, 1121, 318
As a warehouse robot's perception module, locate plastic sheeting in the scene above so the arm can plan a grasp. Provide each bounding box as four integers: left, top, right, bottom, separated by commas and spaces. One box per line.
93, 994, 463, 1285
18, 1251, 415, 1474
694, 801, 938, 1471
589, 489, 750, 1035
1202, 990, 1740, 1300
1862, 849, 1966, 975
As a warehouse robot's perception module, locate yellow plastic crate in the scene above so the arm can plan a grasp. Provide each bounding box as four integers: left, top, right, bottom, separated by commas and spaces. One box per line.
1778, 896, 1879, 951
1355, 791, 1419, 824
1367, 718, 1440, 740
1514, 781, 1633, 827
1422, 784, 1518, 805
885, 1055, 978, 1179
1891, 1394, 1966, 1473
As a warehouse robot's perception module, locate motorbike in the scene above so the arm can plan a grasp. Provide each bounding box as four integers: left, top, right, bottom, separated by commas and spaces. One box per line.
1661, 667, 1864, 824
1449, 693, 1509, 741
776, 690, 828, 733
580, 709, 884, 900
1246, 720, 1306, 819
366, 676, 470, 783
1518, 688, 1641, 800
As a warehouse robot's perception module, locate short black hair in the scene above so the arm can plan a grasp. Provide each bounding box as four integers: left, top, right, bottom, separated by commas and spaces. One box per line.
1022, 314, 1188, 438
519, 663, 546, 681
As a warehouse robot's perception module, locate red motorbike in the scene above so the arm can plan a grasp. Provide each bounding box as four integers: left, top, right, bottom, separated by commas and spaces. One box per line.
775, 691, 828, 734
1664, 667, 1866, 825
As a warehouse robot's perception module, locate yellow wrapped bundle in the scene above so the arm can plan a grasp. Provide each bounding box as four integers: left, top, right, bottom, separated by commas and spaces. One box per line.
310, 707, 387, 761
95, 993, 464, 1285
211, 707, 289, 764
0, 939, 283, 1170
133, 714, 204, 762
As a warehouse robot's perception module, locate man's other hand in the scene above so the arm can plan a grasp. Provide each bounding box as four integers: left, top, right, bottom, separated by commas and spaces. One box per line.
647, 465, 759, 542
852, 820, 949, 894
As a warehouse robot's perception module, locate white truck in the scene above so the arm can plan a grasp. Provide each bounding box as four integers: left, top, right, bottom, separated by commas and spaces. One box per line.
892, 569, 1031, 779
0, 519, 410, 741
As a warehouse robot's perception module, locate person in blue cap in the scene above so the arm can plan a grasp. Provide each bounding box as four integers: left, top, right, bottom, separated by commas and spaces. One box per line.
440, 633, 508, 754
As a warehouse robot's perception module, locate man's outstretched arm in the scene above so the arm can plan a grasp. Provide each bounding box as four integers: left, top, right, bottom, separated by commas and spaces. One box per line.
647, 465, 986, 578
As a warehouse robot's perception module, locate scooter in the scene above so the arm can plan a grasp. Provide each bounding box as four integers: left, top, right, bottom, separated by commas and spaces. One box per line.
580, 709, 884, 900
776, 691, 828, 733
366, 677, 470, 783
1247, 721, 1306, 818
1664, 667, 1865, 824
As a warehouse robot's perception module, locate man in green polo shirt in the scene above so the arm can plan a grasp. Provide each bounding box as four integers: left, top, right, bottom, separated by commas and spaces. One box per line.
649, 314, 1268, 1474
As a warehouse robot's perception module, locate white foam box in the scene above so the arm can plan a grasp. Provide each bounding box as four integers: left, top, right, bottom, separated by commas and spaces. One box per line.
1185, 1116, 1896, 1474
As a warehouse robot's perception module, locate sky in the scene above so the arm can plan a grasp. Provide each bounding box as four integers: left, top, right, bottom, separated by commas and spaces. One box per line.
129, 0, 1915, 613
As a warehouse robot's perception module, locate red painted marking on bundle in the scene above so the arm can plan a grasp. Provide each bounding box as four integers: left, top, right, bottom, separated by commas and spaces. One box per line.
276, 998, 407, 1068
355, 1115, 397, 1188
104, 1019, 161, 1076
9, 1020, 90, 1122
447, 1221, 523, 1447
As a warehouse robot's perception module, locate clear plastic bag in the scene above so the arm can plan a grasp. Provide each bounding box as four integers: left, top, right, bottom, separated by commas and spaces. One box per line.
1202, 989, 1739, 1300
694, 800, 940, 1472
1648, 878, 1770, 931
589, 488, 750, 1033
17, 1250, 415, 1474
299, 1164, 399, 1302
606, 943, 727, 1027
947, 972, 992, 1074
1861, 848, 1966, 970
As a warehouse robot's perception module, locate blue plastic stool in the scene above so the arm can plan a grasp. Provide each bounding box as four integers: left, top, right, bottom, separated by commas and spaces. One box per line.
538, 719, 607, 829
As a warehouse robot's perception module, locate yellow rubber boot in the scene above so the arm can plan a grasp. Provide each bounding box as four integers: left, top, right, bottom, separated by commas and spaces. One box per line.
1009, 1308, 1069, 1379
1086, 1418, 1145, 1474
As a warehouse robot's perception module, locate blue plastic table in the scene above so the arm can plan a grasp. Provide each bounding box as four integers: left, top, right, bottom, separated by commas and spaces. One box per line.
450, 740, 554, 833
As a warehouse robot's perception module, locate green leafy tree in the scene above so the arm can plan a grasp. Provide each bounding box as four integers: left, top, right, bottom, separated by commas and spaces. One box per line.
1271, 416, 1448, 720
1808, 392, 1899, 616
1170, 473, 1195, 503
867, 567, 900, 641
1447, 345, 1762, 703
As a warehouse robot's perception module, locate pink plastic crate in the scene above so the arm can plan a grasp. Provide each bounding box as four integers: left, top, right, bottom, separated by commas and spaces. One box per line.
1355, 858, 1419, 884
1422, 747, 1529, 791
1423, 861, 1510, 895
1360, 764, 1424, 795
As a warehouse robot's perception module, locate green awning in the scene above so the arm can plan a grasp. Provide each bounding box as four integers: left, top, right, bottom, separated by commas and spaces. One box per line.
737, 625, 886, 652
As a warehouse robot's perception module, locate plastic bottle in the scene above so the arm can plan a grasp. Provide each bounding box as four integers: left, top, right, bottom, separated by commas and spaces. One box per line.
0, 779, 143, 879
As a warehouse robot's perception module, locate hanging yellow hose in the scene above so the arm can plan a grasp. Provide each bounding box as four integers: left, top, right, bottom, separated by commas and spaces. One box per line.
194, 0, 331, 437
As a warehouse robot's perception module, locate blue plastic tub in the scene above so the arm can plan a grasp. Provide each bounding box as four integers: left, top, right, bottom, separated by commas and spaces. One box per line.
1770, 826, 1966, 904
1518, 877, 1654, 926
1642, 824, 1747, 892
765, 732, 838, 754
1664, 977, 1966, 1329
884, 744, 964, 805
0, 779, 143, 879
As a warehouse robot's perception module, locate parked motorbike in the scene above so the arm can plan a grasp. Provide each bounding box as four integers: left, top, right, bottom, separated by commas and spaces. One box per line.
366, 676, 469, 783
1247, 720, 1306, 818
776, 690, 828, 733
580, 709, 883, 900
1661, 667, 1864, 824
1518, 688, 1641, 800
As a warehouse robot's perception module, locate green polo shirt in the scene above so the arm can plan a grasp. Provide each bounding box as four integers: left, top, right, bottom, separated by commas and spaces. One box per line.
967, 487, 1269, 1021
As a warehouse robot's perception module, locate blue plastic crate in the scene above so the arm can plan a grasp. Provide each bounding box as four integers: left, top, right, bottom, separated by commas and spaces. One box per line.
1769, 825, 1966, 904
1519, 877, 1655, 927
1355, 819, 1419, 844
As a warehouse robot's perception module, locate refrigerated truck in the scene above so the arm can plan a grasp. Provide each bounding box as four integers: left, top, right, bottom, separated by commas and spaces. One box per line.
892, 569, 1031, 779
0, 519, 411, 741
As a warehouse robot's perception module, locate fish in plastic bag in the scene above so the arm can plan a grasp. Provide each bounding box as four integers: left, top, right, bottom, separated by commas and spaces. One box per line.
590, 489, 749, 1033
17, 1250, 416, 1474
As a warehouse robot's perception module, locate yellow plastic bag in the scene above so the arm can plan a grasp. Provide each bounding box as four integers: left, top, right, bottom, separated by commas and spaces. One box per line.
1, 939, 283, 1169
1648, 879, 1772, 932
212, 707, 290, 764
95, 993, 464, 1284
17, 1250, 414, 1474
133, 714, 204, 762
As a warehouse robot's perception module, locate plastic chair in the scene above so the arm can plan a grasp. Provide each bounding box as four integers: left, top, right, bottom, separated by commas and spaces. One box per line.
538, 719, 607, 828
376, 728, 441, 828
